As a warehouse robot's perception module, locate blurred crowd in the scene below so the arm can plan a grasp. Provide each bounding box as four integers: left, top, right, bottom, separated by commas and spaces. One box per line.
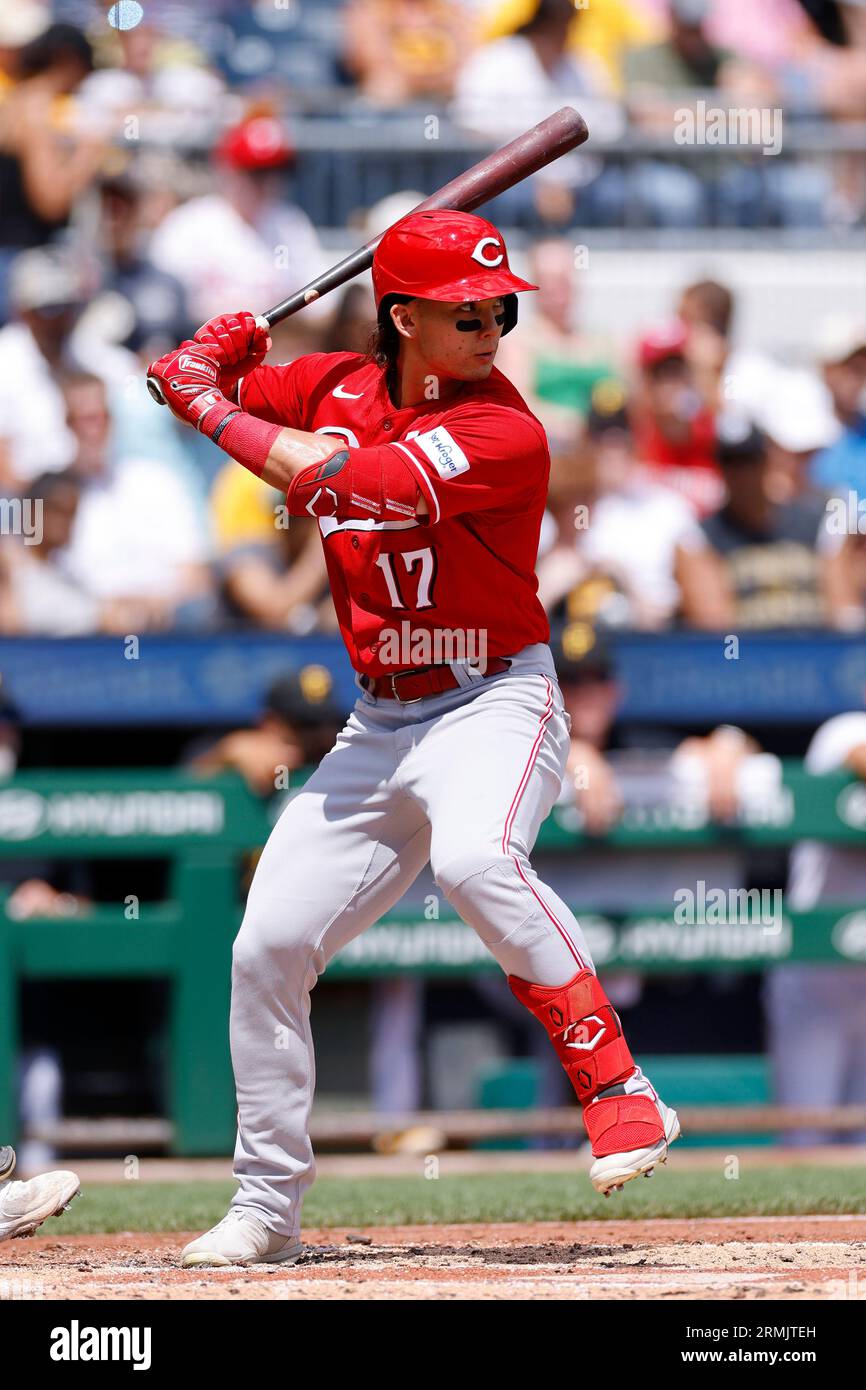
0, 3, 864, 639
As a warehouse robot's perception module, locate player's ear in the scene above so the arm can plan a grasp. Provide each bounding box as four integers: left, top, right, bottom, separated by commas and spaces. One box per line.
389, 300, 418, 341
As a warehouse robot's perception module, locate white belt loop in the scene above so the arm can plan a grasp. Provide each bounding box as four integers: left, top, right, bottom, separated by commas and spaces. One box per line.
449, 660, 485, 689
447, 658, 480, 686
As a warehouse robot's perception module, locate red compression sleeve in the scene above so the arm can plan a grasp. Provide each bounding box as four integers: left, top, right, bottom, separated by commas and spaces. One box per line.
207, 408, 282, 479
286, 445, 420, 522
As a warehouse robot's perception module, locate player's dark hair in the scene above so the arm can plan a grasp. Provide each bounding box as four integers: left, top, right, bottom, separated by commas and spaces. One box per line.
366, 294, 413, 395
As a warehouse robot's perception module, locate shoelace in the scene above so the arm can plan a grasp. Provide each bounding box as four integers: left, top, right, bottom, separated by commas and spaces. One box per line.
210, 1207, 257, 1233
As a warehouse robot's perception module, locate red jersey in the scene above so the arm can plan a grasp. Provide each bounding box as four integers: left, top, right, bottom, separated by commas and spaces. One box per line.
239, 352, 550, 677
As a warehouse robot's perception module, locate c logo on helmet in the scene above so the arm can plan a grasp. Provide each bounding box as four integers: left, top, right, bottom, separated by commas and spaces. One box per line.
470, 236, 504, 268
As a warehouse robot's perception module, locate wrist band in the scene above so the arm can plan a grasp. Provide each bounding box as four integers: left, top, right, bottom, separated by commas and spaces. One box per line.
211, 409, 282, 479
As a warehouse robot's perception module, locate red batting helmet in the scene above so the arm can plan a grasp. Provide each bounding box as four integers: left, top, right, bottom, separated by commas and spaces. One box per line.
372, 210, 536, 336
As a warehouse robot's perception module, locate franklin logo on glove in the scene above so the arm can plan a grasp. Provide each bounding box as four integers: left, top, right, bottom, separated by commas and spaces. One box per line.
177, 355, 219, 381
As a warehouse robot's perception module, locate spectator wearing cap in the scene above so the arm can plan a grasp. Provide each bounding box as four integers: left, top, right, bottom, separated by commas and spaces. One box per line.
562, 384, 703, 629
91, 172, 191, 362
0, 22, 104, 321
631, 319, 722, 518
675, 416, 836, 629
56, 373, 213, 631
188, 667, 342, 798
553, 623, 624, 838
756, 367, 839, 506
810, 315, 866, 500
149, 114, 324, 329
0, 243, 155, 489
0, 247, 89, 484
551, 619, 775, 833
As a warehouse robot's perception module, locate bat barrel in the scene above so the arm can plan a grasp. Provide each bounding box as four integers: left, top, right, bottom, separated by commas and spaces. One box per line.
416, 107, 588, 217
149, 105, 590, 396
263, 107, 588, 329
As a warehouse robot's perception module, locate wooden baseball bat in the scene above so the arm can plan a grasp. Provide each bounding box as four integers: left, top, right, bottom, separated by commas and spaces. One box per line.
262, 105, 588, 326
148, 106, 588, 402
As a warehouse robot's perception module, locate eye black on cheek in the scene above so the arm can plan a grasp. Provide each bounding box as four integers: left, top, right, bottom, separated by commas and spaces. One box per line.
455, 318, 482, 333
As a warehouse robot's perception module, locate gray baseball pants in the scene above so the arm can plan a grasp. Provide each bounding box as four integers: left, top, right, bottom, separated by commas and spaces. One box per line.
230, 644, 595, 1237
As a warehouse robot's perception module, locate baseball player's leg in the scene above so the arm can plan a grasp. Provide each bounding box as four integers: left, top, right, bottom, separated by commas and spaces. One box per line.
182, 707, 431, 1266
410, 673, 592, 981
0, 1146, 80, 1242
410, 671, 678, 1190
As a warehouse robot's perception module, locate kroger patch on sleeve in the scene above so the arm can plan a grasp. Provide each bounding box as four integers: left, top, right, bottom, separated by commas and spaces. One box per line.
413, 426, 470, 479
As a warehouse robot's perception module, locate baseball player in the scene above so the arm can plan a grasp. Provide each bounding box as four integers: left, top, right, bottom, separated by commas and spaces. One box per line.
148, 210, 680, 1268
0, 1145, 80, 1242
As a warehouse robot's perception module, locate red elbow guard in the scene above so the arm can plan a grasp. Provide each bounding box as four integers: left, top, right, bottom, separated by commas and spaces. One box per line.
509, 969, 635, 1104
286, 445, 420, 522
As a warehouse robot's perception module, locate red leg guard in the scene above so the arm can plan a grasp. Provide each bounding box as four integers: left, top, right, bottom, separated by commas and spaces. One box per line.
508, 968, 635, 1104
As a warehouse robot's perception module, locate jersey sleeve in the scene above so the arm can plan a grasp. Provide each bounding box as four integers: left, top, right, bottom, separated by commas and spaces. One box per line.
388, 403, 548, 523
237, 353, 330, 429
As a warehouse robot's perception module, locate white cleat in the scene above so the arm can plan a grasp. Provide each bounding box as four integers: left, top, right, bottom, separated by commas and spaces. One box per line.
181, 1208, 303, 1268
0, 1169, 81, 1241
590, 1100, 681, 1197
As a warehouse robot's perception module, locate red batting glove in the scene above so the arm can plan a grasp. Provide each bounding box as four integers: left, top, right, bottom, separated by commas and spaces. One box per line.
147, 341, 282, 477
193, 311, 271, 395
146, 342, 238, 437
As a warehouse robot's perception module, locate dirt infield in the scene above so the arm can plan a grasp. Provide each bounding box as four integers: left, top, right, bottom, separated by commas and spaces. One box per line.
3, 1217, 865, 1300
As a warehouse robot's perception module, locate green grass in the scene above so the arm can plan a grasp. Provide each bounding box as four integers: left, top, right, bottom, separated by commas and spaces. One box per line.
48, 1167, 866, 1236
